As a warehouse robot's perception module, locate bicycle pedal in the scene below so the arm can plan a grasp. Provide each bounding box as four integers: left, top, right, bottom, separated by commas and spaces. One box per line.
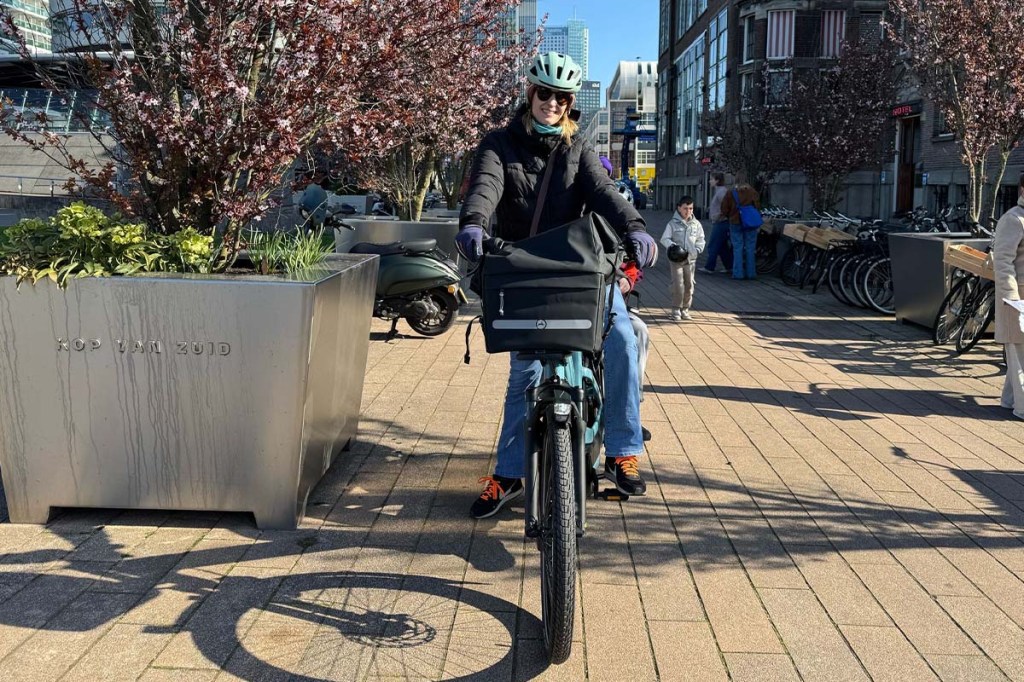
599, 488, 629, 502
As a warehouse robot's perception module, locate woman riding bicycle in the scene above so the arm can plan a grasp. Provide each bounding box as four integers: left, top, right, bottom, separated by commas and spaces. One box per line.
455, 51, 658, 519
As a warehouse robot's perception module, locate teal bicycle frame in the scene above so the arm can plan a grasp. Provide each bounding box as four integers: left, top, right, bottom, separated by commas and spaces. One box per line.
521, 350, 604, 539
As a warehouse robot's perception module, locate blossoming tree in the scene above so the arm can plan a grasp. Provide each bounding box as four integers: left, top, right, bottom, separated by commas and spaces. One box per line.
890, 0, 1024, 225
770, 43, 897, 212
1, 0, 523, 262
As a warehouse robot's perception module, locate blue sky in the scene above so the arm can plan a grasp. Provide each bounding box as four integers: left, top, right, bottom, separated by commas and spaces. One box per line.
536, 0, 659, 101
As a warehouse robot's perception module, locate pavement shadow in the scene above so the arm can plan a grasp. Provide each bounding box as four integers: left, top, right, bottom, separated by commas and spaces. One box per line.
742, 316, 1003, 379
575, 461, 1024, 585
649, 382, 1007, 421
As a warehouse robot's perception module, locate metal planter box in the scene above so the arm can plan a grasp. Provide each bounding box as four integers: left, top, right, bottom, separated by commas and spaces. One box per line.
889, 232, 990, 328
0, 253, 378, 529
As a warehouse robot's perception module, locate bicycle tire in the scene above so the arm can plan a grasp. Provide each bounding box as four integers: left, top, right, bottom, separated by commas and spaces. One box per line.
540, 420, 576, 664
839, 255, 866, 307
827, 253, 854, 305
755, 235, 778, 274
811, 249, 837, 294
799, 248, 824, 289
862, 258, 895, 314
955, 282, 995, 355
780, 244, 806, 286
932, 275, 974, 345
852, 256, 878, 308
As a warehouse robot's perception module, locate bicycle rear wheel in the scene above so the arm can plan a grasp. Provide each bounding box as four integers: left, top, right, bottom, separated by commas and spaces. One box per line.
955, 283, 995, 355
540, 420, 576, 664
932, 275, 974, 345
862, 258, 895, 314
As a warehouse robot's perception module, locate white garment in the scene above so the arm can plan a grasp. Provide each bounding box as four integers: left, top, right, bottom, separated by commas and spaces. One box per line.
660, 213, 706, 260
1001, 343, 1024, 419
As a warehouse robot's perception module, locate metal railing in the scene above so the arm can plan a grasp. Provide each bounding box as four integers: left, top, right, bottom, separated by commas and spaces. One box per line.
0, 173, 87, 197
0, 88, 112, 133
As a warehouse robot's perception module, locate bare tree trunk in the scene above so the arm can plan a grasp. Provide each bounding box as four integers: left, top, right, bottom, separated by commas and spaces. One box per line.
966, 156, 986, 226
409, 149, 435, 222
434, 156, 451, 206
987, 147, 1012, 227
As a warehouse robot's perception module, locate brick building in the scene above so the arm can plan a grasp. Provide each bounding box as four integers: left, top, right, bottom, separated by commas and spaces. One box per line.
657, 0, 889, 214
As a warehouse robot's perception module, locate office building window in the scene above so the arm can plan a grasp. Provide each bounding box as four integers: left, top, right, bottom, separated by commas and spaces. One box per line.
675, 35, 704, 153
660, 0, 670, 52
707, 10, 728, 111
658, 68, 669, 157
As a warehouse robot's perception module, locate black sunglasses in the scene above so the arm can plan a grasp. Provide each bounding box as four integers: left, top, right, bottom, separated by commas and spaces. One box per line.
535, 87, 572, 106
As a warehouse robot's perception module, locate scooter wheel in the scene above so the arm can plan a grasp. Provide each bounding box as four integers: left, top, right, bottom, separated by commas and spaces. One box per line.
406, 288, 459, 337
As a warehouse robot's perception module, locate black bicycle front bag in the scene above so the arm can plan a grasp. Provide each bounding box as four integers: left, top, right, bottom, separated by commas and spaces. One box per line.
479, 213, 621, 354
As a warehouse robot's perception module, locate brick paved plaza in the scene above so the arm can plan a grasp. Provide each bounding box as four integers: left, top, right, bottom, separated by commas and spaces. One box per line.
1, 211, 1023, 680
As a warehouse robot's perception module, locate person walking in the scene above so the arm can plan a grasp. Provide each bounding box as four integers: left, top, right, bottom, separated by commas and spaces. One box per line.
660, 195, 706, 321
456, 52, 658, 518
719, 181, 761, 279
702, 172, 732, 274
994, 173, 1024, 419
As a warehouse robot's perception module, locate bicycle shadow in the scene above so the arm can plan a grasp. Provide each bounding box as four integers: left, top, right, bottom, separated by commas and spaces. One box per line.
0, 518, 542, 681
0, 429, 542, 680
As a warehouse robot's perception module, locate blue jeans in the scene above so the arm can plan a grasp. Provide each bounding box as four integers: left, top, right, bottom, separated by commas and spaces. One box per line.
729, 225, 758, 279
494, 285, 643, 479
703, 221, 732, 272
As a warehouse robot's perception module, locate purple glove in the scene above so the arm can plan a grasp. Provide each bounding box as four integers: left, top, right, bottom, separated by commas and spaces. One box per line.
628, 231, 658, 268
456, 225, 485, 262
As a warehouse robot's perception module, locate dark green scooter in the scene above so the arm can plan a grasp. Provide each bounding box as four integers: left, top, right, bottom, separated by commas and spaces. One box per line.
300, 185, 467, 341
347, 233, 468, 341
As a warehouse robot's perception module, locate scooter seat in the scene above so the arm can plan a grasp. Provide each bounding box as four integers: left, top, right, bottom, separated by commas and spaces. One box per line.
350, 239, 437, 256
401, 239, 438, 254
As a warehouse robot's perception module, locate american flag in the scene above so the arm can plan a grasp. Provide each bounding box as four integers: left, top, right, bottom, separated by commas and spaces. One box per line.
767, 10, 795, 60
821, 10, 847, 58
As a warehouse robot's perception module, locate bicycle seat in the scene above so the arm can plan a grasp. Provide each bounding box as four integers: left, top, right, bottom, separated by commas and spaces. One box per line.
350, 239, 437, 256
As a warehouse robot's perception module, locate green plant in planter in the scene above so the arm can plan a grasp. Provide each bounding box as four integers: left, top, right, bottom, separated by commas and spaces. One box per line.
244, 229, 332, 275
0, 203, 214, 286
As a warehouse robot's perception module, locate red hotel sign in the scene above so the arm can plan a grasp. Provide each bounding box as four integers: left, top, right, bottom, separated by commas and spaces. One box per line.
891, 102, 922, 118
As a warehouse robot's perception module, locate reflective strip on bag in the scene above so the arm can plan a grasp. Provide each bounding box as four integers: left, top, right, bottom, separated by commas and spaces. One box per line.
491, 320, 593, 331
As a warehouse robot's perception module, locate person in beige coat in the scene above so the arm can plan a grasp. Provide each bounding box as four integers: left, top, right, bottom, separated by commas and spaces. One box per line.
993, 173, 1024, 418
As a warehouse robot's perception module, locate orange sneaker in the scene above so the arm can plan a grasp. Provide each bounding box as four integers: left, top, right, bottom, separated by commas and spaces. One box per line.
604, 456, 647, 496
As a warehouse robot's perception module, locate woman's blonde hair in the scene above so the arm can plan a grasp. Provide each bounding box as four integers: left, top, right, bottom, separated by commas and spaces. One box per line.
523, 91, 579, 146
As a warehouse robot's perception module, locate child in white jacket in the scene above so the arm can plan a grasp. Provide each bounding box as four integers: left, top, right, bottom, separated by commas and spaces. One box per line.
660, 196, 706, 320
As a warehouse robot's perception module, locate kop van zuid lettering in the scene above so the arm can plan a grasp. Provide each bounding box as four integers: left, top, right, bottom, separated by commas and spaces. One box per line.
56, 337, 231, 356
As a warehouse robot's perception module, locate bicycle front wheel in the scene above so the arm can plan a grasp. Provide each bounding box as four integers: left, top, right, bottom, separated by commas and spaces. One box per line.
932, 275, 975, 345
780, 244, 806, 286
862, 258, 895, 314
755, 235, 778, 274
540, 420, 577, 664
956, 283, 995, 355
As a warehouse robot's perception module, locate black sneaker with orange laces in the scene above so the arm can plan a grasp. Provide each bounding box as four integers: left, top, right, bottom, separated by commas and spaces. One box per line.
605, 456, 647, 496
470, 475, 524, 519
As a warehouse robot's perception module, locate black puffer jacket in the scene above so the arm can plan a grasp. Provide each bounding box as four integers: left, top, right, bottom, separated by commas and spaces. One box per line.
459, 107, 646, 242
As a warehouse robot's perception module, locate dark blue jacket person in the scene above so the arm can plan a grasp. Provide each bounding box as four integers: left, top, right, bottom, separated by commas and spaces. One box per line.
456, 52, 657, 518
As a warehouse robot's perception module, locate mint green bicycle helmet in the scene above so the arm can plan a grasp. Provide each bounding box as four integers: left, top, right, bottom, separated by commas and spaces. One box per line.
527, 52, 583, 93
